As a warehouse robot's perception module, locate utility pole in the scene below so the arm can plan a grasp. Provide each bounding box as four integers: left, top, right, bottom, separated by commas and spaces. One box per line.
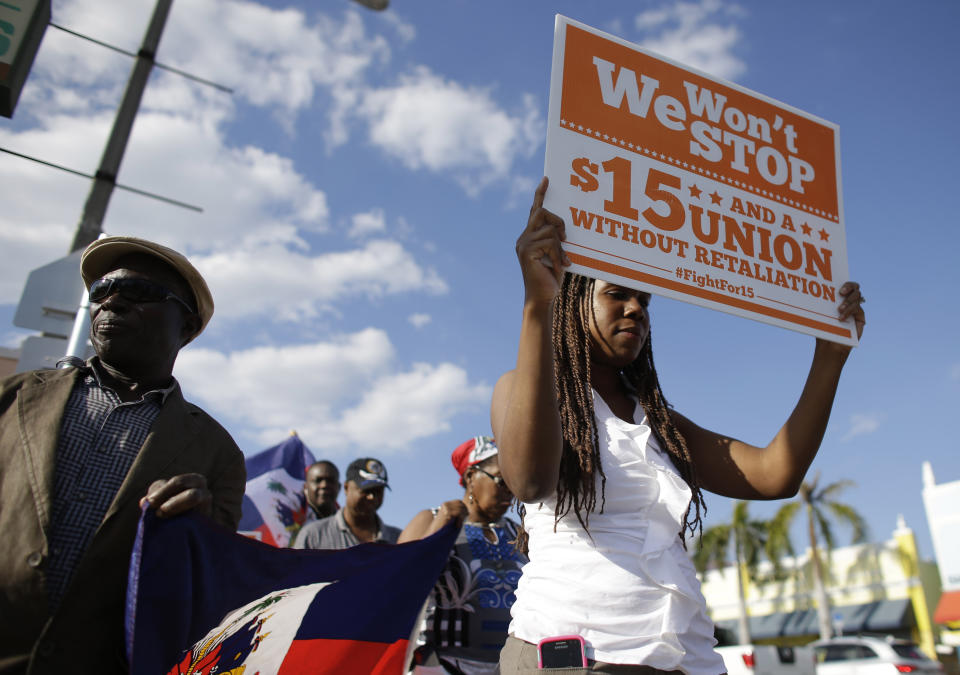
68, 0, 173, 253
14, 0, 390, 371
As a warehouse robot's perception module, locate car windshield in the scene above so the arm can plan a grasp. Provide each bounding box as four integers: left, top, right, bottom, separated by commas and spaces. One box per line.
818, 644, 866, 662
891, 644, 929, 661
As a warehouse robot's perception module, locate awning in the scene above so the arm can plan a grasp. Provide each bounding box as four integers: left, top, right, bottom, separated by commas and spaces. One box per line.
837, 599, 914, 633
934, 590, 960, 624
714, 599, 914, 640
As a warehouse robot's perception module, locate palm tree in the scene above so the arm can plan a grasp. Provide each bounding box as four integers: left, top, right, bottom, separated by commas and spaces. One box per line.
769, 473, 868, 639
694, 501, 771, 645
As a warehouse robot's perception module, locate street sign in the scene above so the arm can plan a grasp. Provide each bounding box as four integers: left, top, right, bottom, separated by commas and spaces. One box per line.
13, 250, 85, 338
15, 334, 67, 372
544, 16, 854, 345
832, 611, 844, 636
0, 0, 51, 117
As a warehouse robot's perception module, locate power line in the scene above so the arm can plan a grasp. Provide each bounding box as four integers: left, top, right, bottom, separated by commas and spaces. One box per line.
48, 21, 233, 94
0, 146, 203, 212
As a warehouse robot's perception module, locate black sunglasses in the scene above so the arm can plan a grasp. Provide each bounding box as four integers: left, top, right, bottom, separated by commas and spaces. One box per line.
473, 466, 507, 488
89, 277, 195, 313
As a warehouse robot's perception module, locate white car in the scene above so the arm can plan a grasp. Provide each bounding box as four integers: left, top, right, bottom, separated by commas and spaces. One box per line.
716, 644, 817, 675
810, 636, 942, 674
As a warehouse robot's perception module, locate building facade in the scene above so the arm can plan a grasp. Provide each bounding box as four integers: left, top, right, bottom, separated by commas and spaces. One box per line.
699, 515, 943, 660
923, 462, 960, 646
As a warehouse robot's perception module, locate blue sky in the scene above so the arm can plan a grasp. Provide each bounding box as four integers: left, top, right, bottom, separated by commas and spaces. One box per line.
2, 0, 957, 561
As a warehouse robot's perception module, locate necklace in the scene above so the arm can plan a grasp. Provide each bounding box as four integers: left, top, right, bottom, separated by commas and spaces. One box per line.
465, 522, 507, 571
465, 520, 499, 544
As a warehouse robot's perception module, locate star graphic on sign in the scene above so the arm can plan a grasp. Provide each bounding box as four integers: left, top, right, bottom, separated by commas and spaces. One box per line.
709, 191, 722, 205
801, 222, 812, 236
688, 184, 702, 199
818, 228, 830, 241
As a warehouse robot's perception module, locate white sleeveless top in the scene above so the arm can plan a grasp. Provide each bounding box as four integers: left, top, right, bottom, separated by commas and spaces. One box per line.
509, 393, 724, 674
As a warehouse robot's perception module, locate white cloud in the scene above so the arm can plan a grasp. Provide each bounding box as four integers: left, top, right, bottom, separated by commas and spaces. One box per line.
161, 0, 543, 185
193, 239, 447, 322
118, 113, 332, 239
27, 0, 390, 122
358, 67, 543, 194
176, 330, 490, 450
337, 362, 491, 449
841, 413, 882, 442
379, 9, 417, 43
349, 208, 387, 238
634, 0, 746, 80
27, 4, 146, 96
951, 363, 960, 380
408, 313, 431, 328
1, 0, 538, 308
0, 1, 391, 306
162, 0, 391, 119
0, 103, 332, 303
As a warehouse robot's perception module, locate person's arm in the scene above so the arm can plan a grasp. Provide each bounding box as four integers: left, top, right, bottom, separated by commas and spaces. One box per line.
492, 177, 571, 503
397, 500, 467, 543
677, 283, 866, 500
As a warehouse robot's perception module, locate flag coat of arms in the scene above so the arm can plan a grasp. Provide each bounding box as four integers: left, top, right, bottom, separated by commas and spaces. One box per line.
237, 433, 316, 547
125, 508, 458, 674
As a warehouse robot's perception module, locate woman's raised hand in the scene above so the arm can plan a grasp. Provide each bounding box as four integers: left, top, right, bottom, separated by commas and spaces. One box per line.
431, 499, 468, 533
816, 281, 866, 357
517, 177, 570, 304
837, 281, 866, 338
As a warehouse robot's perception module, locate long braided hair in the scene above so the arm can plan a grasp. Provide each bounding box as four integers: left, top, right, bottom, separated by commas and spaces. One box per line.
515, 273, 706, 552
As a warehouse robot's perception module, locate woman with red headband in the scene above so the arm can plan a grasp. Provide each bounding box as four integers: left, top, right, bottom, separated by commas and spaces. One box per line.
399, 436, 528, 674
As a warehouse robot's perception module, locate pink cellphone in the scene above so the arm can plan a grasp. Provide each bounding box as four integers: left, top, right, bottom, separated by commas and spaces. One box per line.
537, 635, 588, 668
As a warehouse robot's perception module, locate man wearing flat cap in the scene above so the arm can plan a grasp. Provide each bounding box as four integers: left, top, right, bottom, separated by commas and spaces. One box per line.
0, 237, 246, 674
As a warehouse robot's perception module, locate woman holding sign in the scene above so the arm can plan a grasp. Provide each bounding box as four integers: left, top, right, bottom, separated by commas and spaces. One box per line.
492, 177, 865, 674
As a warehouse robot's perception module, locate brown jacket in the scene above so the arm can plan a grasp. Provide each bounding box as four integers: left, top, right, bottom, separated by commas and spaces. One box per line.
0, 366, 246, 674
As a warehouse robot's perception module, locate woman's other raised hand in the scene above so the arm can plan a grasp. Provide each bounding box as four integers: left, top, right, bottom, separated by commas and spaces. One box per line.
517, 177, 570, 305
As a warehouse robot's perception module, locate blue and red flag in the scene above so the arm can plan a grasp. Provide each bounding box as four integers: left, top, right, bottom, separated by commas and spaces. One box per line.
237, 433, 316, 547
125, 507, 458, 674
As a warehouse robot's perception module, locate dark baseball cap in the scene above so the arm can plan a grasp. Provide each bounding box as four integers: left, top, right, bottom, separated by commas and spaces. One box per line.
345, 458, 390, 490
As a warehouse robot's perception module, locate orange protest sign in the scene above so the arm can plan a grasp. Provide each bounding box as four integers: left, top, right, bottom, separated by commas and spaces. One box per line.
544, 16, 855, 345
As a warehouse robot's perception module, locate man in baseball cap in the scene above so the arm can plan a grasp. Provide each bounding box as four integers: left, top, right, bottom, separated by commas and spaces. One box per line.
0, 236, 245, 673
294, 457, 400, 550
345, 457, 391, 490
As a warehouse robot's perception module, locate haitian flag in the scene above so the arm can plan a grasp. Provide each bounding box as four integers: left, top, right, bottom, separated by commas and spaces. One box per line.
125, 507, 458, 674
237, 432, 315, 547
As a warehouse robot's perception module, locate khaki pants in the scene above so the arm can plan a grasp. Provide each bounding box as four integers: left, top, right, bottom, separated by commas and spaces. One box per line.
499, 636, 688, 674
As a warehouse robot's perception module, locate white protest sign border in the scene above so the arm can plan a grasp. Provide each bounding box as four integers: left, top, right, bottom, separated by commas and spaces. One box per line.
543, 15, 855, 346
